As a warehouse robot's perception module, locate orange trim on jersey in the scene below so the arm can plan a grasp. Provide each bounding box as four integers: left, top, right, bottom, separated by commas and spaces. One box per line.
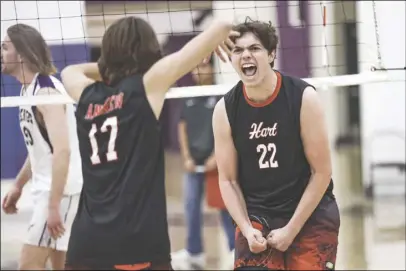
243, 71, 282, 108
114, 262, 151, 270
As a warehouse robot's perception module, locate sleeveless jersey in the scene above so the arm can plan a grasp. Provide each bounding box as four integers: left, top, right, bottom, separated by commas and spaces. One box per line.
67, 74, 170, 266
18, 73, 83, 197
224, 71, 334, 219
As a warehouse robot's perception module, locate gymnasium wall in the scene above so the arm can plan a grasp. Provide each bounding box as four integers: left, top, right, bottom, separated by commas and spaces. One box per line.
1, 0, 383, 187
1, 1, 320, 179
357, 1, 406, 194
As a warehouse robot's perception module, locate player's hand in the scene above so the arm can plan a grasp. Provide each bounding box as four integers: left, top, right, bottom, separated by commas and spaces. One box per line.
244, 227, 267, 254
184, 158, 196, 172
266, 225, 298, 252
2, 184, 22, 214
47, 207, 65, 240
203, 30, 240, 64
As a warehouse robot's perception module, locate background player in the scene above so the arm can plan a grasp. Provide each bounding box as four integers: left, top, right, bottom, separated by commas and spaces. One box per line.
60, 17, 238, 270
1, 24, 82, 270
172, 58, 235, 270
212, 18, 340, 270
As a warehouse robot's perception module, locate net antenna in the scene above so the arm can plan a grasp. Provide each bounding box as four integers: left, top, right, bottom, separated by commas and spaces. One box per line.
321, 0, 328, 70
371, 0, 384, 72
370, 0, 405, 72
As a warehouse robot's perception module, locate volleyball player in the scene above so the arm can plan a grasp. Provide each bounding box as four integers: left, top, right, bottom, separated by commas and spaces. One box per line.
1, 24, 82, 270
60, 17, 237, 270
212, 18, 341, 270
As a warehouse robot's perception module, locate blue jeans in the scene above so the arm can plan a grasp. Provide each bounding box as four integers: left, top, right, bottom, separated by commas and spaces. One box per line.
184, 172, 235, 255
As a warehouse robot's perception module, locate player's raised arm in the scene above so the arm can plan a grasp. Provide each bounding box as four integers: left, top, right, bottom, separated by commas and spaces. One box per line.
143, 20, 238, 119
61, 63, 100, 102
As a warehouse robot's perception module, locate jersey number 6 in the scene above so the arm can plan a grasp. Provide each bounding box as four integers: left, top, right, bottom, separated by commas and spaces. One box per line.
88, 116, 118, 165
256, 143, 279, 169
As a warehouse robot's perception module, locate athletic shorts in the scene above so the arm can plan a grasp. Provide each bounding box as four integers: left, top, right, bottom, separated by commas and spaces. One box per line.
234, 195, 340, 270
65, 262, 173, 270
25, 191, 80, 251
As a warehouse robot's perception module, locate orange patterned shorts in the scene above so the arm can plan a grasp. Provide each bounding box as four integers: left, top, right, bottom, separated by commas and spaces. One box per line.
234, 196, 340, 270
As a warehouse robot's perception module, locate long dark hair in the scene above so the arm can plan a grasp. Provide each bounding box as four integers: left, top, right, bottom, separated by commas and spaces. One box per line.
98, 17, 162, 85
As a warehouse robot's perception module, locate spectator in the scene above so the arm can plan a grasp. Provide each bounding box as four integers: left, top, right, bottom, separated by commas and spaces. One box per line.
172, 59, 235, 269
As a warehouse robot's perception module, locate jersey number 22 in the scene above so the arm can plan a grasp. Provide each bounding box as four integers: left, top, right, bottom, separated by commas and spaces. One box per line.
257, 143, 279, 169
89, 116, 118, 165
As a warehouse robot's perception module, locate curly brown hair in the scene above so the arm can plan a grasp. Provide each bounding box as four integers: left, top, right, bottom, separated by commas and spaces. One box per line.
231, 17, 279, 67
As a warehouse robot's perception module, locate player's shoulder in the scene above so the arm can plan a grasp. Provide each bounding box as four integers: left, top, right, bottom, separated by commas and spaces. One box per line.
34, 73, 68, 95
35, 74, 61, 88
214, 96, 225, 113
213, 97, 231, 130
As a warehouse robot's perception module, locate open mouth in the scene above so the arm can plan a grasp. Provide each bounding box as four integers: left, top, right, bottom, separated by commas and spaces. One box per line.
241, 63, 257, 77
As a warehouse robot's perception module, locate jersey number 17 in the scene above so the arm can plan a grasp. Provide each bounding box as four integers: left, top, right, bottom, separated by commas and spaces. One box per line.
88, 116, 118, 165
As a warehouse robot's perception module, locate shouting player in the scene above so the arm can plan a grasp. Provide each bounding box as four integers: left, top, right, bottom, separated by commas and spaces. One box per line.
60, 17, 237, 270
1, 24, 82, 270
212, 18, 340, 270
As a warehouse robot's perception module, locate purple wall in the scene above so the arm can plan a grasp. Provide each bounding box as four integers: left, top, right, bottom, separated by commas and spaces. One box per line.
277, 1, 311, 78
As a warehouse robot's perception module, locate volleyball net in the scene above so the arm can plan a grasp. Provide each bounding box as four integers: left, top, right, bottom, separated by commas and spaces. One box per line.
1, 0, 405, 108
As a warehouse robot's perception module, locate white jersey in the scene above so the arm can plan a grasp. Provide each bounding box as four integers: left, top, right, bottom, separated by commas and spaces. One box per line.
19, 73, 82, 196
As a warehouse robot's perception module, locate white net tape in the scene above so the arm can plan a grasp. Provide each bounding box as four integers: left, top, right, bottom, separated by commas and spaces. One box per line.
1, 70, 404, 107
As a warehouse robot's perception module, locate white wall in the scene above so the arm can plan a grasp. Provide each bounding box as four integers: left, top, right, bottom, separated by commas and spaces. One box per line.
357, 1, 406, 194
1, 1, 86, 45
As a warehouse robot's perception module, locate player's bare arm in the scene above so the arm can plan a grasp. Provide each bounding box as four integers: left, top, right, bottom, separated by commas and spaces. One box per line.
143, 20, 238, 119
212, 98, 251, 234
213, 99, 267, 253
61, 63, 100, 102
14, 157, 32, 190
287, 86, 332, 234
36, 87, 71, 237
204, 152, 217, 172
